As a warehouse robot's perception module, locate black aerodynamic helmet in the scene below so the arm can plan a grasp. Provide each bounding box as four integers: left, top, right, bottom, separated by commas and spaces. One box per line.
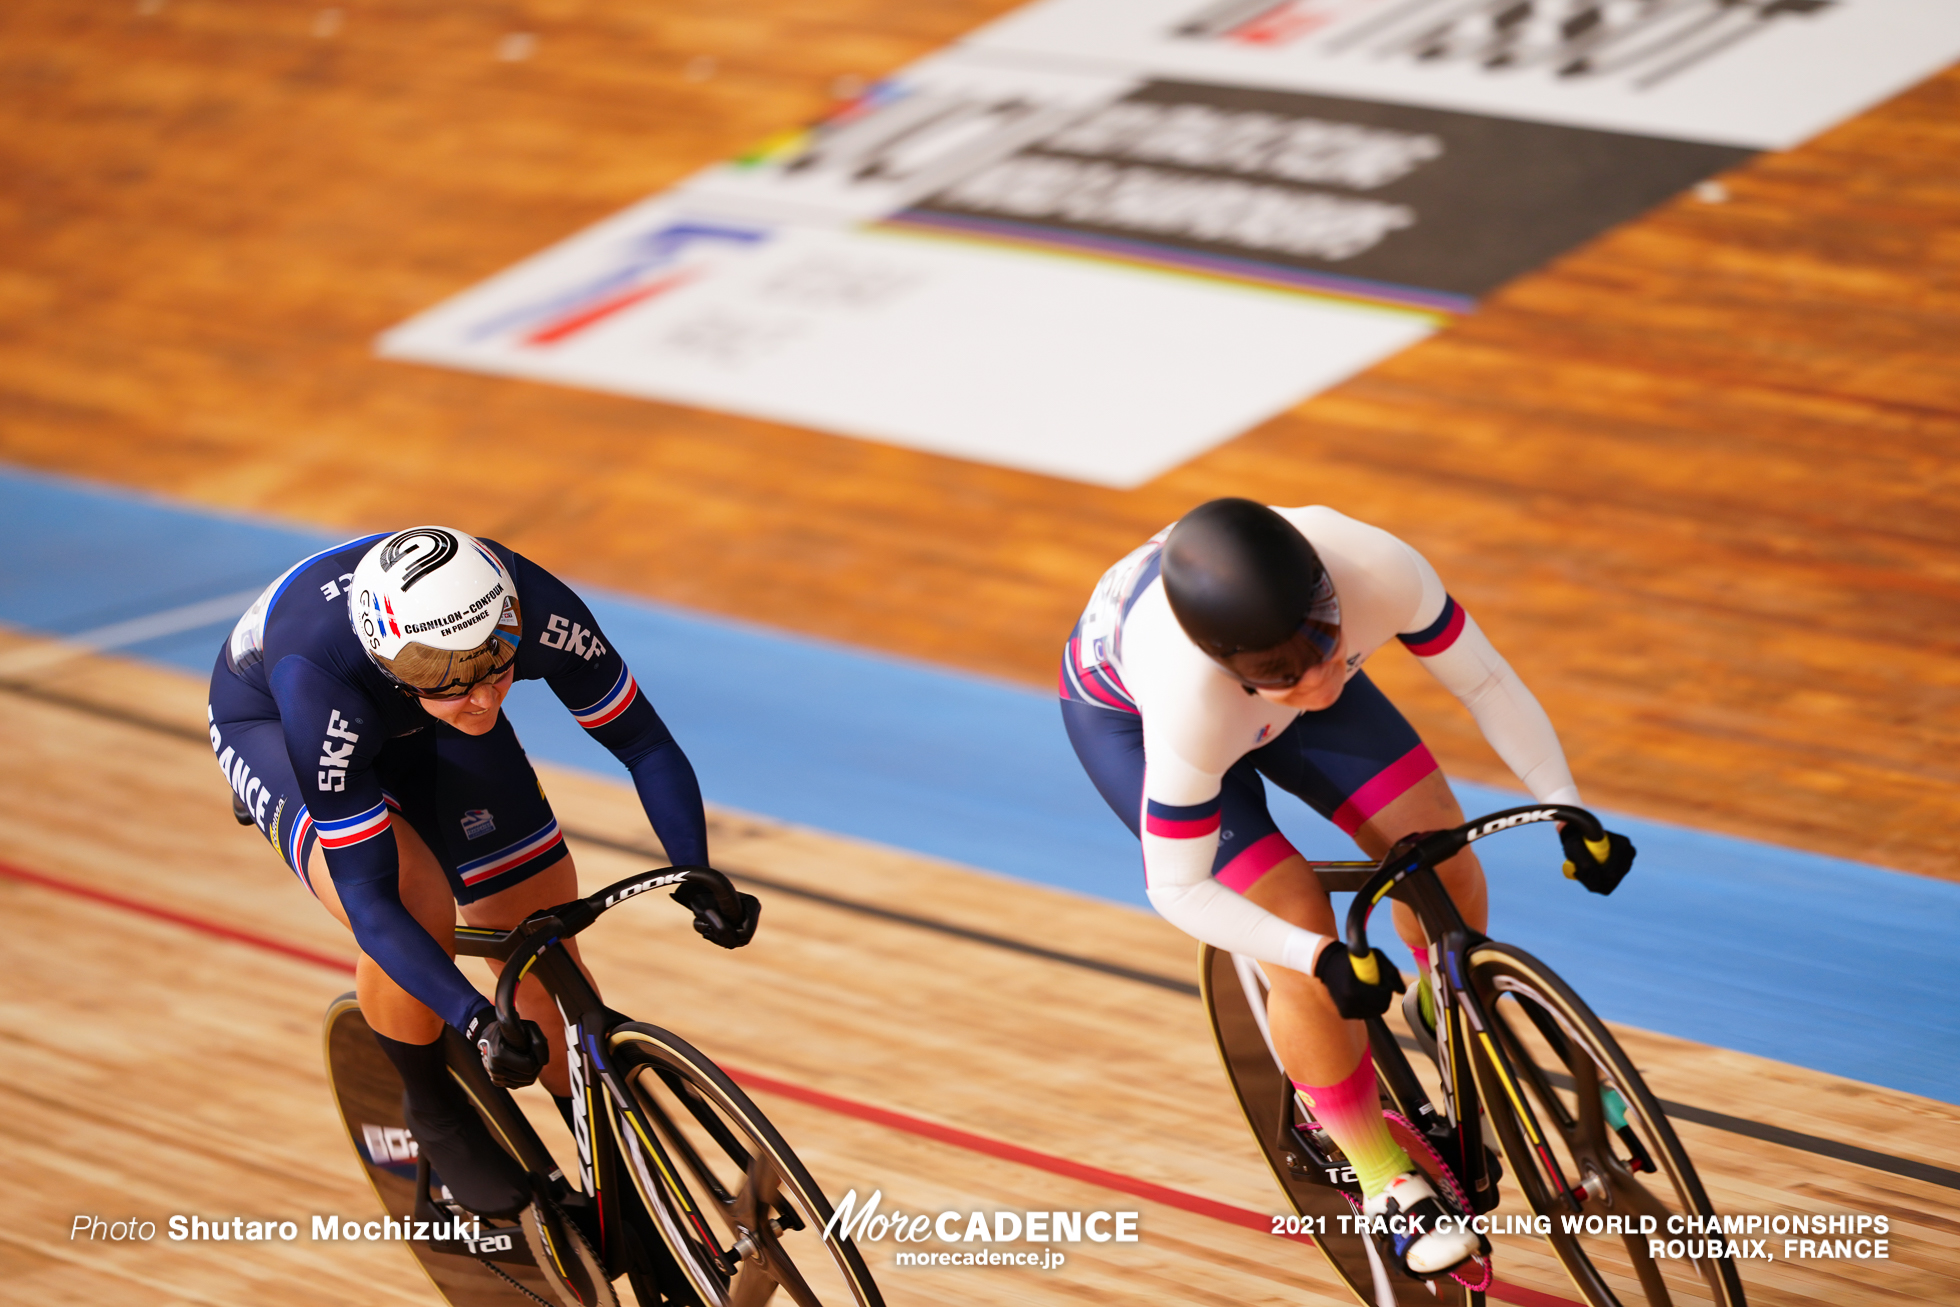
1161, 498, 1342, 689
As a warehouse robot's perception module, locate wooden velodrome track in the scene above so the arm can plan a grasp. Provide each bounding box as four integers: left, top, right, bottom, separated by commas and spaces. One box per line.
4, 637, 1958, 1306
1, 2, 1958, 1305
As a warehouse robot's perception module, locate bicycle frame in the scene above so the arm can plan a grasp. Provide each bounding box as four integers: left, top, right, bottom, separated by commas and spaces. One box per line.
1336, 804, 1608, 1216
445, 865, 749, 1284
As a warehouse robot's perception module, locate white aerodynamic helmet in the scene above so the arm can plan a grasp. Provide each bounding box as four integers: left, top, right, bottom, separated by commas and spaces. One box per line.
348, 526, 521, 697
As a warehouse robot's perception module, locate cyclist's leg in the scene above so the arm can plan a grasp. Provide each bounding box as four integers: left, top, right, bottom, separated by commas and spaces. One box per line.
1351, 768, 1487, 949
205, 697, 459, 1037
1249, 671, 1486, 957
309, 819, 458, 1042
1240, 676, 1484, 1272
403, 712, 596, 1100
1061, 691, 1359, 1078
1245, 853, 1480, 1274
209, 700, 533, 1215
460, 856, 598, 1099
1235, 859, 1366, 1075
303, 818, 534, 1214
1061, 690, 1372, 1094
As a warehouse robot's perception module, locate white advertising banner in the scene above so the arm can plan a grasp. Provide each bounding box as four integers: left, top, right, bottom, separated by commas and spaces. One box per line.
381, 191, 1434, 486
971, 0, 1960, 149
380, 1, 1959, 486
382, 54, 1441, 487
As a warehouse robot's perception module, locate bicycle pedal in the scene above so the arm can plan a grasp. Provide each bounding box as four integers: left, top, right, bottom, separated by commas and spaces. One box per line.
1281, 1123, 1360, 1194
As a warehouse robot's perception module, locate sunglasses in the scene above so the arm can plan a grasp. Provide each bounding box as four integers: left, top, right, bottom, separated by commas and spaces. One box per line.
1218, 619, 1342, 689
411, 655, 518, 701
1212, 572, 1342, 690
380, 637, 520, 701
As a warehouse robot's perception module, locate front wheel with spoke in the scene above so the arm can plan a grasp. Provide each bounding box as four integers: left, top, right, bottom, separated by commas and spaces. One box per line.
1462, 943, 1746, 1307
605, 1023, 883, 1307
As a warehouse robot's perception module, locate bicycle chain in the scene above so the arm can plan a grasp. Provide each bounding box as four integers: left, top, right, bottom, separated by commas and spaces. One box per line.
1384, 1109, 1495, 1293
453, 1195, 607, 1307
476, 1255, 558, 1306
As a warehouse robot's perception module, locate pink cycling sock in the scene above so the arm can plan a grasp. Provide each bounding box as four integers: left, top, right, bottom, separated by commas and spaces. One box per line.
1293, 1051, 1412, 1198
1411, 945, 1430, 971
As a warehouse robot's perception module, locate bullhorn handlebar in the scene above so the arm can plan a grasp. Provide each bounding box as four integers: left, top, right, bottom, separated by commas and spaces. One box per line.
1341, 805, 1604, 984
491, 865, 742, 1038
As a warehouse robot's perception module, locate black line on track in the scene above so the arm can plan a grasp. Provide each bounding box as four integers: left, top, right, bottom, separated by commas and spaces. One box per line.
1527, 1067, 1960, 1191
9, 678, 1957, 1192
1649, 1101, 1960, 1190
0, 676, 217, 742
559, 822, 1203, 998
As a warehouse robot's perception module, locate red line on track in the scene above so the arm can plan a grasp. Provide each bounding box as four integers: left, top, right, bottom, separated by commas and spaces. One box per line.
0, 859, 355, 974
6, 858, 1577, 1306
1487, 1281, 1589, 1307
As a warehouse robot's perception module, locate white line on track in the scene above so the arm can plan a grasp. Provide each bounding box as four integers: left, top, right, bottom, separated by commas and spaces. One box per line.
0, 588, 262, 677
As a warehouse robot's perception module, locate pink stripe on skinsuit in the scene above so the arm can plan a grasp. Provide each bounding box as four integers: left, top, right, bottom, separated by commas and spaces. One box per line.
1329, 743, 1439, 835
1216, 831, 1299, 893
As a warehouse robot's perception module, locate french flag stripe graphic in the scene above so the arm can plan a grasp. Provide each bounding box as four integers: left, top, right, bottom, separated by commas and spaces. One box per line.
1399, 596, 1466, 657
289, 810, 316, 875
457, 820, 564, 885
572, 666, 638, 729
316, 802, 390, 850
1145, 797, 1222, 840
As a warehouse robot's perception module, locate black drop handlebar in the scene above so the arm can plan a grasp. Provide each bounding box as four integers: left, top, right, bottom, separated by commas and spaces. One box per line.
491, 864, 742, 1039
1340, 805, 1605, 985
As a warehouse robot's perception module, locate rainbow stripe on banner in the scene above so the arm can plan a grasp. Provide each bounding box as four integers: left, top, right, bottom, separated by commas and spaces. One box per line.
881, 210, 1472, 317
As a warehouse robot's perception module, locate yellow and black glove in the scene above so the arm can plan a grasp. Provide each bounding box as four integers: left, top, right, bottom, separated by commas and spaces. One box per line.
1313, 944, 1407, 1020
1560, 826, 1637, 896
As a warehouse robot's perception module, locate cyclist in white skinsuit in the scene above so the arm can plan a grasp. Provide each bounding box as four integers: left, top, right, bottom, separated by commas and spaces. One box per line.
1060, 499, 1634, 1279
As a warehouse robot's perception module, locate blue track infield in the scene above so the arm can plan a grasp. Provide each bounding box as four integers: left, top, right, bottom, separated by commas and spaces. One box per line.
2, 466, 1954, 1103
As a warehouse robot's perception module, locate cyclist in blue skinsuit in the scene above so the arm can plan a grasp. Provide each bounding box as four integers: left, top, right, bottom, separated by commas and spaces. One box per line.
208, 525, 752, 1217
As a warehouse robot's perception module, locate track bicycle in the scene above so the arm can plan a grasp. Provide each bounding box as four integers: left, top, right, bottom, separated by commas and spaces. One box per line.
1204, 804, 1747, 1307
324, 864, 885, 1307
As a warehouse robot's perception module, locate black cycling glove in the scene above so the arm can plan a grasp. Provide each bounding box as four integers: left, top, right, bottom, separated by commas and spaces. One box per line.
1560, 826, 1637, 896
466, 1005, 550, 1089
672, 879, 761, 949
1313, 944, 1407, 1020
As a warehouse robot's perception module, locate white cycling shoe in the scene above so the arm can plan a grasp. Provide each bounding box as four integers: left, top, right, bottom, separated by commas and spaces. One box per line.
1364, 1170, 1481, 1277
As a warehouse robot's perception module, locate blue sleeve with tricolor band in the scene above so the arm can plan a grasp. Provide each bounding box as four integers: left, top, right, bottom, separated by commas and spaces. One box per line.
506, 554, 710, 868
268, 656, 490, 1031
